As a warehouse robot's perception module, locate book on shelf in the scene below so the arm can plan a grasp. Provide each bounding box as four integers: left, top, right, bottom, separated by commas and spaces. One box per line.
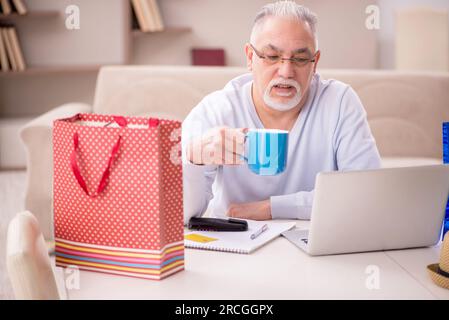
1, 27, 16, 70
0, 25, 26, 72
140, 0, 157, 31
0, 0, 12, 15
131, 0, 164, 32
131, 0, 149, 32
0, 26, 8, 71
191, 48, 226, 66
8, 26, 25, 70
148, 0, 164, 31
0, 0, 27, 16
11, 0, 27, 15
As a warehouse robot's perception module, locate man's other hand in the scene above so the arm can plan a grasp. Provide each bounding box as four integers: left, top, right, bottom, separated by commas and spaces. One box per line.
226, 199, 272, 220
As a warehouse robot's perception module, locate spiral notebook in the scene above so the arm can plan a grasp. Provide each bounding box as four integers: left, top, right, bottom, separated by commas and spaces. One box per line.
184, 220, 296, 254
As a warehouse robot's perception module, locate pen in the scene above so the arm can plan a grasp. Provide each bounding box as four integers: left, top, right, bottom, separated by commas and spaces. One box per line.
250, 224, 268, 240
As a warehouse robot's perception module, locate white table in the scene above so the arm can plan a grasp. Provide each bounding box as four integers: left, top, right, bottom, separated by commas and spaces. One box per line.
60, 221, 448, 300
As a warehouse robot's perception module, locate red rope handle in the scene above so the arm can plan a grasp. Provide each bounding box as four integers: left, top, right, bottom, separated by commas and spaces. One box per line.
69, 116, 157, 197
70, 132, 122, 198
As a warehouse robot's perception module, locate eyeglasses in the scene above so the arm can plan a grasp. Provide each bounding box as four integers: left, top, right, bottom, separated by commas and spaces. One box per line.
250, 44, 316, 68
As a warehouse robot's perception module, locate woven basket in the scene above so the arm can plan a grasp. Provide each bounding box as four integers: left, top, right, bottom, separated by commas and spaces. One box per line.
427, 234, 449, 289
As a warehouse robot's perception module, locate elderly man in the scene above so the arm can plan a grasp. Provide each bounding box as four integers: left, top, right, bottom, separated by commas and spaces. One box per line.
182, 1, 381, 224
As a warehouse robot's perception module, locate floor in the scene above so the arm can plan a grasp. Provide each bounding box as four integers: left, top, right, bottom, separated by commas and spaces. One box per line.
0, 170, 26, 300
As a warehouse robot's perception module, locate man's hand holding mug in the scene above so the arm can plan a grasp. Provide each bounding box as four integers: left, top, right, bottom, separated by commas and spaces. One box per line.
187, 126, 289, 176
187, 126, 247, 165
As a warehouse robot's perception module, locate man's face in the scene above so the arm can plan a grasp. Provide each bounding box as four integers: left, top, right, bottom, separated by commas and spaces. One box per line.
246, 16, 320, 112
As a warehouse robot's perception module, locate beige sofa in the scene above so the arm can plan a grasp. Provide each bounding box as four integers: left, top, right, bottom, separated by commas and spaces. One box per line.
20, 66, 448, 239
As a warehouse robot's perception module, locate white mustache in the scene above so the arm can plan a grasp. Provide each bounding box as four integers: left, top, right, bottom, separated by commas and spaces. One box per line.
268, 78, 301, 92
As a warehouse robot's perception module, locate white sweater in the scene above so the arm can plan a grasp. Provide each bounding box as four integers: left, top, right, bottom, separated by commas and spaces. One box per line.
182, 73, 381, 224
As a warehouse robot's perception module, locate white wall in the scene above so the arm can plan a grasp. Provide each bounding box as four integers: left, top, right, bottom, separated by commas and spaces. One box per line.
377, 0, 449, 69
133, 0, 379, 69
19, 0, 129, 66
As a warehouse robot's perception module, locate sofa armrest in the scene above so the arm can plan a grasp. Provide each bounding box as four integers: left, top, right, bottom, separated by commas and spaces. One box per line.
20, 103, 92, 240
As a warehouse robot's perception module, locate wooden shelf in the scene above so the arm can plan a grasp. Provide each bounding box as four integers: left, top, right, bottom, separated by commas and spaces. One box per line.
0, 11, 60, 21
132, 27, 192, 37
0, 65, 101, 78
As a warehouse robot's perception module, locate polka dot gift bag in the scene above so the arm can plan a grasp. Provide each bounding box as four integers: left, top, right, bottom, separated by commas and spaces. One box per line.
53, 113, 184, 280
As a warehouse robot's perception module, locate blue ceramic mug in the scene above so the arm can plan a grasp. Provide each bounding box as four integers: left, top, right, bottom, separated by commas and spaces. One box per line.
243, 129, 288, 176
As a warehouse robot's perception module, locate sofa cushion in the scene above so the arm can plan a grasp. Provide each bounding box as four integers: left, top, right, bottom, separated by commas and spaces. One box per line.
93, 66, 246, 119
320, 70, 449, 159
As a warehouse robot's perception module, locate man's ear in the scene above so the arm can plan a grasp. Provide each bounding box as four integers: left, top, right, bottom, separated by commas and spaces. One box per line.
313, 50, 320, 73
244, 43, 253, 71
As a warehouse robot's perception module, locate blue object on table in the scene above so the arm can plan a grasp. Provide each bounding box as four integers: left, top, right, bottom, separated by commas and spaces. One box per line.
443, 122, 449, 239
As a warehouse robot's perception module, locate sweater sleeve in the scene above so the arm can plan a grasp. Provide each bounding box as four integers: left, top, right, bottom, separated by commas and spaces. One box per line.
270, 191, 314, 220
333, 86, 382, 171
181, 101, 218, 225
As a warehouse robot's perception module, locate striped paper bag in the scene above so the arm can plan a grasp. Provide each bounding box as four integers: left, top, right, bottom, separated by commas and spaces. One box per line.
53, 113, 184, 280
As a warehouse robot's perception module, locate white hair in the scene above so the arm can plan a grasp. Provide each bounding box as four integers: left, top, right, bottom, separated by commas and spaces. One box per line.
250, 1, 319, 50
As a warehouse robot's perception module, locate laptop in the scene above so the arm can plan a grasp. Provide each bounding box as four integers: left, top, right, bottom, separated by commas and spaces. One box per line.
282, 164, 449, 256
